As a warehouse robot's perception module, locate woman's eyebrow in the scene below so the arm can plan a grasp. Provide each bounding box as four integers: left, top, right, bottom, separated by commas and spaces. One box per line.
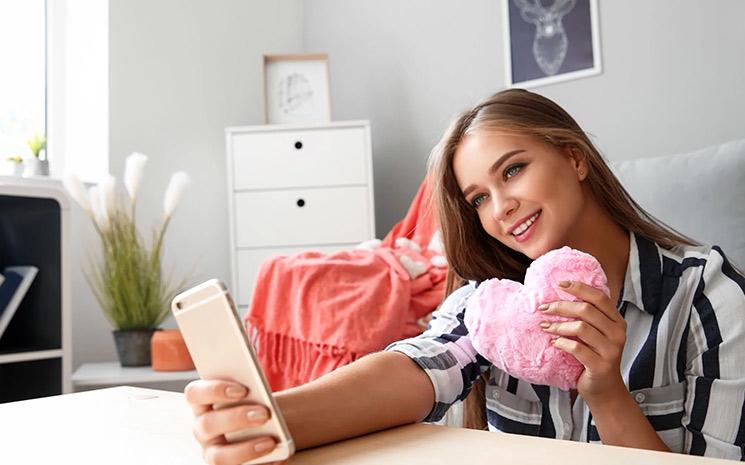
462, 149, 526, 198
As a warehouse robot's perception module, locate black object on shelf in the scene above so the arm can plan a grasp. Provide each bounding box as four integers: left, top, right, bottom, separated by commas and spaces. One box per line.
0, 266, 39, 341
0, 193, 63, 402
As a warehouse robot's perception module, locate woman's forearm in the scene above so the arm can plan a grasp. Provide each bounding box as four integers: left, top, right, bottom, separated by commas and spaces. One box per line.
275, 351, 435, 450
586, 386, 671, 452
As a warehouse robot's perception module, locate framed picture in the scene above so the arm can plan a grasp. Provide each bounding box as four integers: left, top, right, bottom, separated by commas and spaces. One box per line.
502, 0, 602, 88
263, 53, 332, 125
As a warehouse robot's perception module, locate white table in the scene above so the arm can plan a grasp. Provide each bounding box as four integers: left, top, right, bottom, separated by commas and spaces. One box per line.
0, 386, 734, 465
72, 362, 198, 390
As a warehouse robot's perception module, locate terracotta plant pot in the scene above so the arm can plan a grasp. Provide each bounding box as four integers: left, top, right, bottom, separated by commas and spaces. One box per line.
151, 329, 195, 372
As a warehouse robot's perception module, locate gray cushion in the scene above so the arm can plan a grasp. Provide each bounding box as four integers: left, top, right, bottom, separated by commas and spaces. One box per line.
612, 139, 745, 268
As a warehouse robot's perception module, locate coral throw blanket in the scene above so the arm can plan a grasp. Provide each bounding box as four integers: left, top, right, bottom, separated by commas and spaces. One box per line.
244, 179, 447, 391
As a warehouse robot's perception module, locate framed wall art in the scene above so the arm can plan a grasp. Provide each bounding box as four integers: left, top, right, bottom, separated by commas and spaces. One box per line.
263, 53, 332, 124
502, 0, 602, 88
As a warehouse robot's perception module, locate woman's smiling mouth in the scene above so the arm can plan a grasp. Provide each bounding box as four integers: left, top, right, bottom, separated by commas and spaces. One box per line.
510, 210, 541, 242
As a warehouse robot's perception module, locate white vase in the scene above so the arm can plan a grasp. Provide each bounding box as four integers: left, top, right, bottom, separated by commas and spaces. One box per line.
22, 158, 41, 177
12, 162, 24, 176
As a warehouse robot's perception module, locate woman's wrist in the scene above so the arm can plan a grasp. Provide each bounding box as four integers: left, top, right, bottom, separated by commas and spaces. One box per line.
584, 385, 638, 431
581, 375, 629, 412
582, 378, 670, 452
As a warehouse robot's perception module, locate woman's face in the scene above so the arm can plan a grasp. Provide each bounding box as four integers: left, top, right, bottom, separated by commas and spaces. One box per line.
452, 130, 588, 260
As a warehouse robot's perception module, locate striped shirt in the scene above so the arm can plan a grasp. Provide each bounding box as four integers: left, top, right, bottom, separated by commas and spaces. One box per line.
386, 232, 745, 460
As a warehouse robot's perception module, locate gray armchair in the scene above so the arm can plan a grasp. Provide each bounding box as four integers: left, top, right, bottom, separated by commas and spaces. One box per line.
613, 138, 745, 269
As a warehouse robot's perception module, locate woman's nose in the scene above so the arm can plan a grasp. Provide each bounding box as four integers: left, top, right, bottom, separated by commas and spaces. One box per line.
493, 196, 518, 221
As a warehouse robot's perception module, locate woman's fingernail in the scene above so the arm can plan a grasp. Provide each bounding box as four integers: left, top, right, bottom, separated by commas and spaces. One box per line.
226, 385, 247, 398
254, 438, 276, 453
247, 408, 269, 422
539, 322, 551, 329
538, 304, 549, 311
558, 281, 571, 288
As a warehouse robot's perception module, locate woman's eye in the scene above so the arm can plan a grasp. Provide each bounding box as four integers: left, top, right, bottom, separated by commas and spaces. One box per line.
504, 163, 525, 179
471, 194, 486, 208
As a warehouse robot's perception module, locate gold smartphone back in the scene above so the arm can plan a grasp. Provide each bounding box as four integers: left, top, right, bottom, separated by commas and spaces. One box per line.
172, 279, 294, 463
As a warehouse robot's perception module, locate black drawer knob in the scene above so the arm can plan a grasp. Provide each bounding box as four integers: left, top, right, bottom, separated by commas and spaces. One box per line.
296, 199, 305, 207
294, 141, 303, 150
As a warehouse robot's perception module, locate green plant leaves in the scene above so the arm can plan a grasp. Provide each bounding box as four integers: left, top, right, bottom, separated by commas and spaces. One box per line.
26, 133, 46, 158
86, 207, 184, 330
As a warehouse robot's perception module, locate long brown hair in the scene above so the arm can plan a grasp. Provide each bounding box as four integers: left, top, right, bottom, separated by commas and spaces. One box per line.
428, 89, 697, 429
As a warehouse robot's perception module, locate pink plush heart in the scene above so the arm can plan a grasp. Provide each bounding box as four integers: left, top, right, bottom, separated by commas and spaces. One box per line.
464, 246, 609, 391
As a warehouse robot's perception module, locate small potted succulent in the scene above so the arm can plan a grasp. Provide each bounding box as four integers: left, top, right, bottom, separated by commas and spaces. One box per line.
64, 153, 191, 366
5, 156, 23, 176
22, 133, 48, 177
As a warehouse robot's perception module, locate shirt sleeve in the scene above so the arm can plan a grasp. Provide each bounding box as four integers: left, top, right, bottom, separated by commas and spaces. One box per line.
385, 281, 492, 422
683, 247, 745, 460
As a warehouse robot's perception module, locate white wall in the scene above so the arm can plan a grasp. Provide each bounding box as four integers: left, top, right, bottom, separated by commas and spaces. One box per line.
71, 0, 303, 368
303, 0, 745, 235
73, 0, 745, 369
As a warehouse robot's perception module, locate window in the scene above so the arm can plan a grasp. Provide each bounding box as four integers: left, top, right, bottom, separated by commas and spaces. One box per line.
0, 0, 108, 181
48, 0, 109, 181
0, 0, 47, 174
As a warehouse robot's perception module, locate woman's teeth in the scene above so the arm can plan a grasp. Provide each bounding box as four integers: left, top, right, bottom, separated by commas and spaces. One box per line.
512, 211, 541, 236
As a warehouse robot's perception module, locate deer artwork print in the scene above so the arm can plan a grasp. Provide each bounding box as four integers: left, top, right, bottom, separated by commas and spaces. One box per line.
512, 0, 577, 76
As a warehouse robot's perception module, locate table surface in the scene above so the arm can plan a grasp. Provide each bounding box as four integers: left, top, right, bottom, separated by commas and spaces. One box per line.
0, 386, 735, 465
72, 362, 199, 386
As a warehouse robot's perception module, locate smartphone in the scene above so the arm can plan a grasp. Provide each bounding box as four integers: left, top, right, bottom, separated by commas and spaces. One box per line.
171, 279, 294, 464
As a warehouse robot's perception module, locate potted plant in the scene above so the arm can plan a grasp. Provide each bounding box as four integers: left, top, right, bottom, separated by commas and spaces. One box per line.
22, 133, 47, 177
63, 153, 190, 366
5, 156, 23, 176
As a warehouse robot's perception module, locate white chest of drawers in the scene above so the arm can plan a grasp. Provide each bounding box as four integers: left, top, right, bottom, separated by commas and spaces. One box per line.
225, 121, 376, 308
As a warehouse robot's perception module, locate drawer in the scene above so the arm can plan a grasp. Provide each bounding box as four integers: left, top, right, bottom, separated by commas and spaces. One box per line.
231, 127, 368, 190
234, 186, 372, 248
235, 244, 356, 305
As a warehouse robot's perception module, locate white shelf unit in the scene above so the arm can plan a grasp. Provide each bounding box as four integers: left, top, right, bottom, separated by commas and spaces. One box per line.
0, 349, 65, 365
72, 362, 198, 388
0, 177, 72, 402
225, 121, 376, 310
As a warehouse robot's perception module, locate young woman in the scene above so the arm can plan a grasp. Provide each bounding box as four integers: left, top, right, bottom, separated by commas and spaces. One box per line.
185, 89, 745, 464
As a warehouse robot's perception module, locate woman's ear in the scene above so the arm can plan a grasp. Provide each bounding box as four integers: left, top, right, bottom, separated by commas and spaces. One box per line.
564, 145, 588, 181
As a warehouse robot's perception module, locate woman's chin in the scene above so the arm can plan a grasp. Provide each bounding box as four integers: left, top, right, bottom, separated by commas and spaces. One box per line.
499, 232, 554, 260
519, 239, 556, 260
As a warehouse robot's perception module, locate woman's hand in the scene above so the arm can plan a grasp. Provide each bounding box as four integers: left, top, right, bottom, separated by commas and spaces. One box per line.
538, 280, 628, 404
184, 379, 285, 465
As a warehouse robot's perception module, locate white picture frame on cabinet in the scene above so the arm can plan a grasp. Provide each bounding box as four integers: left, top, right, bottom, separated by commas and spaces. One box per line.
263, 53, 332, 125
